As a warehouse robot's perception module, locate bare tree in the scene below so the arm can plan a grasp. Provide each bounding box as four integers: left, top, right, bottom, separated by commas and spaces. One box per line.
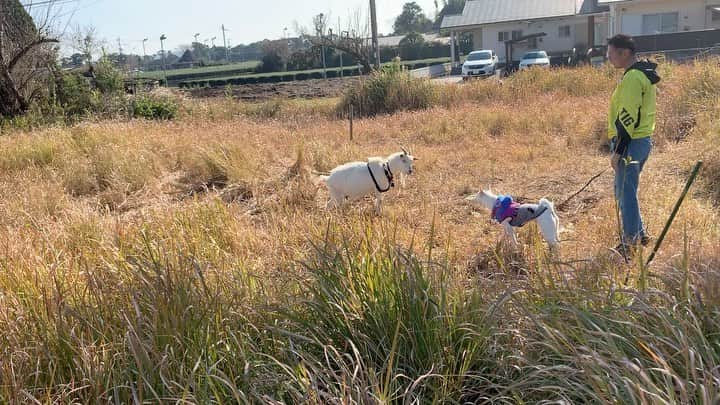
312, 13, 329, 38
0, 0, 60, 118
298, 7, 374, 74
70, 25, 103, 65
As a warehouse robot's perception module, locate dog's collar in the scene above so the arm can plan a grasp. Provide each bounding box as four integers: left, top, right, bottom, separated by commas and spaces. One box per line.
368, 162, 394, 193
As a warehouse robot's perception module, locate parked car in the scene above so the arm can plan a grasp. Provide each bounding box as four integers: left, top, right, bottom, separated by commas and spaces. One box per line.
519, 51, 550, 70
462, 50, 498, 79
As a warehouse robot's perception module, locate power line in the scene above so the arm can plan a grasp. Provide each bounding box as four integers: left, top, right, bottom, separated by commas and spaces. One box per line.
55, 0, 105, 18
22, 0, 80, 8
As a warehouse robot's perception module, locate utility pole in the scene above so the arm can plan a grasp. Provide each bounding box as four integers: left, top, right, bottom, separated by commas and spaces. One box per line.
318, 13, 327, 78
338, 18, 344, 78
341, 30, 350, 78
283, 27, 289, 71
117, 38, 124, 68
142, 38, 148, 69
160, 34, 168, 85
221, 24, 229, 62
369, 0, 380, 70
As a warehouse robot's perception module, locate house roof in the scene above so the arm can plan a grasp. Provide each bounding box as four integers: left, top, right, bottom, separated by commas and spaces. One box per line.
441, 0, 608, 30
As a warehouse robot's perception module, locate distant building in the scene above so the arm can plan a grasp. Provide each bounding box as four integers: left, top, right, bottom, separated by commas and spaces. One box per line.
441, 0, 720, 66
441, 0, 608, 64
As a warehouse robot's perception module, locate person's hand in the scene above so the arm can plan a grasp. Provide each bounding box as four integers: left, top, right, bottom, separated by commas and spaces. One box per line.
611, 153, 622, 171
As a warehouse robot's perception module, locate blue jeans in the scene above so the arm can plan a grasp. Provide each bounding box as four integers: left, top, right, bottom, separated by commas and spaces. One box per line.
614, 137, 652, 244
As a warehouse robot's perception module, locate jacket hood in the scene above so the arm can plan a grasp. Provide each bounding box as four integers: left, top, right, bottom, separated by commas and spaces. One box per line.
627, 60, 661, 85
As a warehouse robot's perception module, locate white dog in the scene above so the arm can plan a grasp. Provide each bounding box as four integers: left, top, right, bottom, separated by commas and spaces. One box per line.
466, 189, 560, 250
320, 149, 416, 215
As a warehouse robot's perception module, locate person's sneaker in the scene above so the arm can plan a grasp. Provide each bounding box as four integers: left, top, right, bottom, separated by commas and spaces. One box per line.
640, 234, 652, 247
612, 242, 633, 261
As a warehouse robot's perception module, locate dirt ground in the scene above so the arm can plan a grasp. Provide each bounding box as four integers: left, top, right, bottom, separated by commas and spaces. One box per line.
183, 77, 362, 100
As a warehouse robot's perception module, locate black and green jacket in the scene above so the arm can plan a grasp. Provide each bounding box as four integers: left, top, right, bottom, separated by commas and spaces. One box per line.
608, 60, 661, 155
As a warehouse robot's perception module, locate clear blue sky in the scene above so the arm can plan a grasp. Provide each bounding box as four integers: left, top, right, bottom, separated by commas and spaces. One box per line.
37, 0, 439, 56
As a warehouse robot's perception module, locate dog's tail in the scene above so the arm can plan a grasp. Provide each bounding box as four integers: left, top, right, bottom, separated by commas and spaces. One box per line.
539, 198, 554, 211
539, 198, 562, 241
539, 198, 559, 220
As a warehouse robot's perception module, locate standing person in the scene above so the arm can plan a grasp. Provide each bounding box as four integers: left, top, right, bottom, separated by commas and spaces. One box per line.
606, 34, 661, 256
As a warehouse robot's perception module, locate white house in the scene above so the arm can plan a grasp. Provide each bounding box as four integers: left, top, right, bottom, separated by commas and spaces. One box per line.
601, 0, 720, 36
441, 0, 720, 65
441, 0, 610, 64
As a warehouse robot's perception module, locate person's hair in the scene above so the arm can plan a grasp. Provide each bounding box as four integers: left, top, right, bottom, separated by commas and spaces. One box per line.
607, 34, 636, 54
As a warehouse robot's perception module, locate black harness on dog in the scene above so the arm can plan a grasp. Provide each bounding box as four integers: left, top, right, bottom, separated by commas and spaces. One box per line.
509, 204, 548, 227
367, 162, 394, 193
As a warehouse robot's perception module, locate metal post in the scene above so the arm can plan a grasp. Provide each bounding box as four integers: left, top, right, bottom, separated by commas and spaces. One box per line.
321, 42, 327, 78
222, 24, 229, 62
450, 31, 456, 67
318, 16, 327, 79
160, 34, 167, 86
349, 104, 354, 141
370, 0, 380, 70
645, 161, 704, 268
339, 50, 344, 77
338, 20, 344, 78
142, 38, 148, 69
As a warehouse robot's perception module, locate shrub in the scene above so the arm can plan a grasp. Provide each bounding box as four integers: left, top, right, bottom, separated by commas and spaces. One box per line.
53, 71, 98, 119
94, 58, 125, 95
132, 95, 179, 120
337, 59, 436, 117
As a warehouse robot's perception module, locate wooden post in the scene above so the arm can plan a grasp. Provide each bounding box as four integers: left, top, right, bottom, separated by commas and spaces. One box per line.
349, 104, 354, 141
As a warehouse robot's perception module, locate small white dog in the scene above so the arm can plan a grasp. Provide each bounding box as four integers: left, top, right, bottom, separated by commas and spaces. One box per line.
466, 189, 560, 250
320, 149, 416, 215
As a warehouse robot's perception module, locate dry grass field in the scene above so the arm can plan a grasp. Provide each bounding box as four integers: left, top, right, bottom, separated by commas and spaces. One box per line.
0, 62, 719, 403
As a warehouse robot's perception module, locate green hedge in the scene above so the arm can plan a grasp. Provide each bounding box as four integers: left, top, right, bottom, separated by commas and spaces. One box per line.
178, 66, 362, 88
176, 61, 445, 88
143, 67, 257, 83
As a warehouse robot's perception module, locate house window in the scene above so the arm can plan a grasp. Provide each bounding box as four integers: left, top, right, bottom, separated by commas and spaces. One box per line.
498, 31, 509, 41
594, 22, 606, 46
642, 12, 679, 34
559, 25, 571, 38
713, 8, 720, 21
511, 30, 523, 40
